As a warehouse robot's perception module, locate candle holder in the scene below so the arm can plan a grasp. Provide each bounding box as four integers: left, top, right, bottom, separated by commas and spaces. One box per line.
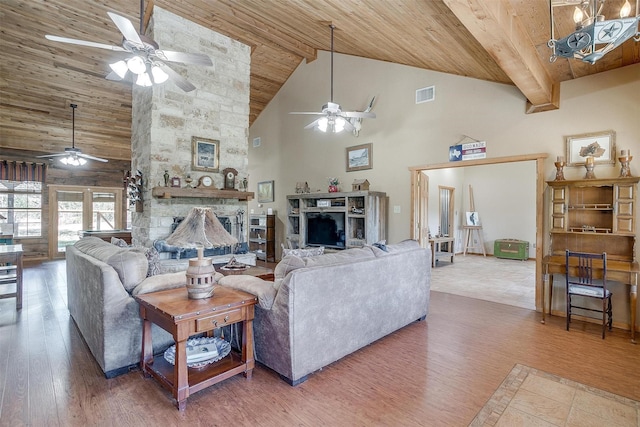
619, 155, 633, 177
584, 158, 596, 179
554, 161, 565, 181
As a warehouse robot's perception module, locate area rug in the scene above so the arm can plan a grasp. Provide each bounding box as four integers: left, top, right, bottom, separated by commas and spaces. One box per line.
469, 364, 639, 426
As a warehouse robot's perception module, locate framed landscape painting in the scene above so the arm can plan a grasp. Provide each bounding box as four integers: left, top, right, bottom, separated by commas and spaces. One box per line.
346, 143, 373, 172
258, 180, 274, 203
192, 136, 220, 172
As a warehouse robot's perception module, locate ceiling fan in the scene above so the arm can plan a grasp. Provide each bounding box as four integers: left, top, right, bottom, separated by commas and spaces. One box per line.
37, 104, 108, 166
44, 2, 212, 92
290, 24, 376, 133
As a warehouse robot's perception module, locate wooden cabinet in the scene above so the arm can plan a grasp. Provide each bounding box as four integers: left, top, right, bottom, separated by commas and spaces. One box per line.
248, 214, 275, 262
286, 191, 387, 250
546, 177, 638, 262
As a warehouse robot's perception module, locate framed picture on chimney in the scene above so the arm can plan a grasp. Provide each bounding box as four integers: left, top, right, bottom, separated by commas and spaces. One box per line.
192, 136, 220, 172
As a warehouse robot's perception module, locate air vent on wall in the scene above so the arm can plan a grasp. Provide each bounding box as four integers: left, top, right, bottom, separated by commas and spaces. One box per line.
416, 86, 435, 104
253, 137, 261, 148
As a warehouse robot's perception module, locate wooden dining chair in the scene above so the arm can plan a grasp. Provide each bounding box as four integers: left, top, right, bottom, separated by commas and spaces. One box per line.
565, 250, 611, 339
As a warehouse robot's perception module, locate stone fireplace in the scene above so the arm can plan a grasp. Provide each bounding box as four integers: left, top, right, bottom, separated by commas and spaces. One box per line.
130, 6, 251, 248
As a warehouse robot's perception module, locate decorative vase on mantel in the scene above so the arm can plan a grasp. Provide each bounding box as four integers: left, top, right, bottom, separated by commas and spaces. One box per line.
328, 185, 339, 193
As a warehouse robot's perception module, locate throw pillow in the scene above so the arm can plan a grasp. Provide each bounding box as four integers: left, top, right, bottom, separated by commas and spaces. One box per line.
131, 246, 164, 277
372, 240, 388, 252
282, 246, 325, 257
111, 237, 129, 248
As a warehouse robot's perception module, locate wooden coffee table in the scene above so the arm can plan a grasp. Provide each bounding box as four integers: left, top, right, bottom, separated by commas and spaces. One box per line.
135, 286, 257, 410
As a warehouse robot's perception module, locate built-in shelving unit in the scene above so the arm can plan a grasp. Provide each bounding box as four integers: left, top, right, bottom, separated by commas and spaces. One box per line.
248, 214, 275, 262
547, 177, 638, 262
151, 186, 254, 201
286, 191, 387, 250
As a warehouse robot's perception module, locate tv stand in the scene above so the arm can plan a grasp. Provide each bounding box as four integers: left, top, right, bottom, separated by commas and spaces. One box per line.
286, 191, 387, 250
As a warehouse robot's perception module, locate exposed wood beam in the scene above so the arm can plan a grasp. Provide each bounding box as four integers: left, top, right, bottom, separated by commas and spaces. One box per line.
442, 0, 559, 113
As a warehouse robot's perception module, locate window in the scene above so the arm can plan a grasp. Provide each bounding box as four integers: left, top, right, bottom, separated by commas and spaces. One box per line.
0, 180, 43, 237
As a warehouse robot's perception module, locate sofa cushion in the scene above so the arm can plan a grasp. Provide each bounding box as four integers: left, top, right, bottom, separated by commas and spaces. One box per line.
282, 246, 325, 257
74, 237, 148, 292
386, 239, 420, 254
301, 246, 374, 268
273, 255, 306, 290
218, 275, 276, 309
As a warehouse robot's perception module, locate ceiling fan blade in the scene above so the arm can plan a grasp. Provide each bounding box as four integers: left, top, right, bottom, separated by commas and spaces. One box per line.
78, 153, 109, 163
45, 35, 127, 51
107, 12, 143, 45
343, 111, 376, 119
304, 119, 321, 129
158, 63, 196, 92
289, 112, 325, 115
36, 153, 67, 158
342, 118, 355, 132
158, 50, 213, 66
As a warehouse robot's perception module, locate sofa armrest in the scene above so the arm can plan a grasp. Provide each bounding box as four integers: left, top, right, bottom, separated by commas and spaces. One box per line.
218, 275, 276, 309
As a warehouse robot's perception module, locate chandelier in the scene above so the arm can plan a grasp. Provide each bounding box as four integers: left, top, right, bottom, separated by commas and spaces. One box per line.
548, 0, 640, 64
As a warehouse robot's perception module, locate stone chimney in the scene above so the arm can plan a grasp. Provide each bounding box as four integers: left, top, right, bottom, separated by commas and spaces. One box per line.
131, 7, 250, 247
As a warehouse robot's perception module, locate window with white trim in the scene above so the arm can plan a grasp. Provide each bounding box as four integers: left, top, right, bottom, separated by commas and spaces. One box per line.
0, 180, 43, 237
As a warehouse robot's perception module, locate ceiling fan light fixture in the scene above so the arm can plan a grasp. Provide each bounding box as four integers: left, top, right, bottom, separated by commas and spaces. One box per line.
109, 60, 128, 79
317, 117, 329, 132
621, 0, 632, 17
151, 65, 168, 83
127, 55, 146, 74
61, 155, 86, 166
136, 72, 153, 87
334, 116, 346, 133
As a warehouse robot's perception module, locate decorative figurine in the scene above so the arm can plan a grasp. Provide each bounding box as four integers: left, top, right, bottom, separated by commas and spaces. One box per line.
163, 170, 170, 187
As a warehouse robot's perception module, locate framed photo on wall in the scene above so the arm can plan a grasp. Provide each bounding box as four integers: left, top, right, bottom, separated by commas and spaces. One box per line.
565, 130, 616, 166
192, 136, 220, 171
257, 180, 274, 203
346, 143, 373, 172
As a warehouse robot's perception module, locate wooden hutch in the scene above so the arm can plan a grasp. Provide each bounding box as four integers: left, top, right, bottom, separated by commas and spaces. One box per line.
542, 176, 639, 342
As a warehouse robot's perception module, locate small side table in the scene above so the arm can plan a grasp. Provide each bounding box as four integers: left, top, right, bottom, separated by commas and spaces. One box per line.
135, 286, 257, 410
428, 237, 455, 268
0, 244, 23, 309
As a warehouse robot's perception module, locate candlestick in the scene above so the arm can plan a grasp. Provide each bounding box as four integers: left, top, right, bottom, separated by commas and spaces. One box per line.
584, 157, 596, 179
554, 161, 565, 181
619, 155, 633, 177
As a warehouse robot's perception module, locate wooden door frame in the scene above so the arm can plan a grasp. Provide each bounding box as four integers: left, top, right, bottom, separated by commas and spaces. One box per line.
48, 184, 123, 259
409, 153, 548, 313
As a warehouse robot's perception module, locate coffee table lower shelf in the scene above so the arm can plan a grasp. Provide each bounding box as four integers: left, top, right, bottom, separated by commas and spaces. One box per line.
144, 351, 246, 395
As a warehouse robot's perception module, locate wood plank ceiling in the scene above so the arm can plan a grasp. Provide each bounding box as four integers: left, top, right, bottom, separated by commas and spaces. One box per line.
1, 0, 639, 161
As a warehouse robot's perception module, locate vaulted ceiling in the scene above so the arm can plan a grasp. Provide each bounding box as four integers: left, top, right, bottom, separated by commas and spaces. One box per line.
1, 0, 638, 161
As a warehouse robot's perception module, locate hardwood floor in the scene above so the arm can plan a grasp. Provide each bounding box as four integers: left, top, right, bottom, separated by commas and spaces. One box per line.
1, 260, 638, 426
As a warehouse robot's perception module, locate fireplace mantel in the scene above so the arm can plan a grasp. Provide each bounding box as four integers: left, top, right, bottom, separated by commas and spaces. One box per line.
151, 186, 254, 201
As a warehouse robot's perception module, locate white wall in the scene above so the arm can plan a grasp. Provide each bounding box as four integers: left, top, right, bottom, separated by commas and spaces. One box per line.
248, 52, 639, 251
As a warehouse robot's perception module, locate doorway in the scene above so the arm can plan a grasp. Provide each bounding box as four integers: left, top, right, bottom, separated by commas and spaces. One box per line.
409, 153, 547, 312
48, 185, 123, 258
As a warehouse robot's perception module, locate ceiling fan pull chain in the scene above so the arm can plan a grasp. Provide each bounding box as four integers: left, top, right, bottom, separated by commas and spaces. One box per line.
330, 24, 334, 103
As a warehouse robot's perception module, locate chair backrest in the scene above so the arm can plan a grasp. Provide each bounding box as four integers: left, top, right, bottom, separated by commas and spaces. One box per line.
565, 250, 607, 291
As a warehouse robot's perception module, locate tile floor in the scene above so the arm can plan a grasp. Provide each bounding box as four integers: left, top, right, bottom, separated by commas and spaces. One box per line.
470, 364, 640, 426
430, 253, 536, 310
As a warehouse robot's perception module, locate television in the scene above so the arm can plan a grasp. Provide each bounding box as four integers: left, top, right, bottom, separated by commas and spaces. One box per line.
306, 212, 345, 248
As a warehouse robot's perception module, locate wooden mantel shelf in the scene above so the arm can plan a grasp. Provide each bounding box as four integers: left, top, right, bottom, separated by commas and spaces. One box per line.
152, 186, 254, 201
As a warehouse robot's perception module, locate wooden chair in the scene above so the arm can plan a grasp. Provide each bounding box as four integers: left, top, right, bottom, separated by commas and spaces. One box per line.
565, 250, 611, 339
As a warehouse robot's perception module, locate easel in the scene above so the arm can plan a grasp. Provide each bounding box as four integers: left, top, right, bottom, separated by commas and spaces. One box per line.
462, 185, 486, 256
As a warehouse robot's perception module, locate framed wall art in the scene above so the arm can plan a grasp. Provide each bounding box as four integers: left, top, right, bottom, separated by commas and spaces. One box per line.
257, 180, 274, 203
565, 130, 616, 166
346, 143, 373, 172
192, 136, 220, 172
